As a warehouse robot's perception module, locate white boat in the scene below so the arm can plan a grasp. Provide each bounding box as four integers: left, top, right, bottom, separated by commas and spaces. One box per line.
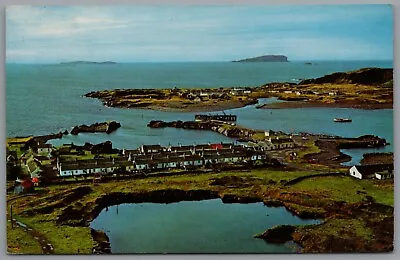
334, 118, 352, 123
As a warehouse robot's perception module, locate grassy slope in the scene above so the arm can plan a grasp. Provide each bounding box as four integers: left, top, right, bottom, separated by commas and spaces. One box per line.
6, 168, 393, 254
289, 176, 394, 206
6, 221, 43, 255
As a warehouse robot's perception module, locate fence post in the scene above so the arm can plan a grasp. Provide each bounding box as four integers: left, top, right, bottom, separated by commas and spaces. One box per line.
10, 204, 13, 228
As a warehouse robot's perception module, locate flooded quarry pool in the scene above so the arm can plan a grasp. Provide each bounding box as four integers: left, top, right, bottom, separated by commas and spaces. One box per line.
90, 199, 320, 253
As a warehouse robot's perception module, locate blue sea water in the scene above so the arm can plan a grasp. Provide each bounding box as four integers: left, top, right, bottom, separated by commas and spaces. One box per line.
6, 60, 393, 157
6, 60, 393, 253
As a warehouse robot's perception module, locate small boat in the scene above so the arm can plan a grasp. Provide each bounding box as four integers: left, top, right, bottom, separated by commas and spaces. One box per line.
334, 118, 352, 123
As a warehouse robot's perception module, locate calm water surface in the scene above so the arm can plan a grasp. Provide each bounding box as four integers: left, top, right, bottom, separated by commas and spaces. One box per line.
6, 61, 393, 162
6, 61, 393, 253
90, 199, 320, 253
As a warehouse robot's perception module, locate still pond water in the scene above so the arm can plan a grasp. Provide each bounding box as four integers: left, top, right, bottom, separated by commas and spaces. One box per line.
90, 199, 320, 254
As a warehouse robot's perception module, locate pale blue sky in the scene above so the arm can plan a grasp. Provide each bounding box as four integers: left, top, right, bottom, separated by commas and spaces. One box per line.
6, 5, 393, 63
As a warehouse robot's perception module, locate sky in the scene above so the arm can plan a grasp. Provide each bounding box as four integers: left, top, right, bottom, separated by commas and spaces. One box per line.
6, 5, 393, 63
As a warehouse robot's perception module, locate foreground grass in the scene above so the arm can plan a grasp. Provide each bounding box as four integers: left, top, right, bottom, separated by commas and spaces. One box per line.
6, 168, 394, 254
6, 221, 42, 255
290, 175, 394, 206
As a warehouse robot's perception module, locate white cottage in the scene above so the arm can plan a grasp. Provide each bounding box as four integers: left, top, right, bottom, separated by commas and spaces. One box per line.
349, 164, 394, 180
37, 143, 52, 156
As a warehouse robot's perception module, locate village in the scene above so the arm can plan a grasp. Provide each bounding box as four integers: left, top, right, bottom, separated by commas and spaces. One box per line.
6, 121, 394, 194
6, 131, 285, 191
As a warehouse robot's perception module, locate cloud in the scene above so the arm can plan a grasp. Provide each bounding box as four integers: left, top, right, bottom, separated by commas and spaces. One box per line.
6, 5, 393, 63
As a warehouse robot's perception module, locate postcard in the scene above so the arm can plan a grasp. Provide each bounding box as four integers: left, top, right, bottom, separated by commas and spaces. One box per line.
5, 4, 393, 254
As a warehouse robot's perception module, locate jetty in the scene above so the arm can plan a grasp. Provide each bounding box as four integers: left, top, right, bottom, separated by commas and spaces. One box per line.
195, 114, 237, 122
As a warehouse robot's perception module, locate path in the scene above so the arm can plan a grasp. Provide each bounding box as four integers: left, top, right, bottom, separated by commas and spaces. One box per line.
7, 196, 55, 254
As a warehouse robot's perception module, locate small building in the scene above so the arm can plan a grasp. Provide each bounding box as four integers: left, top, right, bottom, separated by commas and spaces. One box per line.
37, 143, 53, 156
265, 130, 275, 137
269, 137, 295, 149
133, 158, 150, 170
349, 164, 394, 180
230, 87, 245, 95
140, 145, 162, 154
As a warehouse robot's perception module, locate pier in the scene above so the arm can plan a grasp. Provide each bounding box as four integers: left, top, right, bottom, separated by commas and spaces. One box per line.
195, 114, 237, 122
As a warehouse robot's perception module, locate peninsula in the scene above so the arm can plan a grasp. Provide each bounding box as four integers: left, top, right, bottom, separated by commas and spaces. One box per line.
84, 67, 393, 111
232, 55, 288, 62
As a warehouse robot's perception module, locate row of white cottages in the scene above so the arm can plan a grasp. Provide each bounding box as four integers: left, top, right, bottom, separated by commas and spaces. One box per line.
57, 150, 267, 176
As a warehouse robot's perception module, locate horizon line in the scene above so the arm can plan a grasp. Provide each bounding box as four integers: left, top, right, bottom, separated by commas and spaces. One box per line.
5, 59, 394, 65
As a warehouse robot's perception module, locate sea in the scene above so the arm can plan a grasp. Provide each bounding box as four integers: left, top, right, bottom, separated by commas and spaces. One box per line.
6, 60, 394, 253
6, 60, 393, 161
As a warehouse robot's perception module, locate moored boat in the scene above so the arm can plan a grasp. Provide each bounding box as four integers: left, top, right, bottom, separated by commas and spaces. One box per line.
334, 118, 352, 123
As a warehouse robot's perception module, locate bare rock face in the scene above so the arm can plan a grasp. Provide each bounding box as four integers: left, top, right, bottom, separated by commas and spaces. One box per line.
70, 121, 121, 135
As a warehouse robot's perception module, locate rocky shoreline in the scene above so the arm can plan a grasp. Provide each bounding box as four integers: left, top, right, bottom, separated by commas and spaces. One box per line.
21, 121, 122, 145
256, 100, 393, 110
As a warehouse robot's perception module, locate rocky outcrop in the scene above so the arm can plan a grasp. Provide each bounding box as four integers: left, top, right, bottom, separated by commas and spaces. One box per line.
254, 225, 296, 243
91, 229, 111, 254
331, 135, 388, 149
299, 68, 393, 86
70, 121, 121, 135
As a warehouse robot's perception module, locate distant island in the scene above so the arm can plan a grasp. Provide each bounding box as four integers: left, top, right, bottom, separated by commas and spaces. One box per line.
232, 55, 288, 62
59, 61, 117, 65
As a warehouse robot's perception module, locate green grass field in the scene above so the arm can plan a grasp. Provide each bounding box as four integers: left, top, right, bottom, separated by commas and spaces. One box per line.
6, 167, 393, 254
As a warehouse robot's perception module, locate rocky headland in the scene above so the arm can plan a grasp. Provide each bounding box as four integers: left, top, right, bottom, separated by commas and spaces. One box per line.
85, 88, 260, 112
84, 67, 392, 112
258, 67, 393, 109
